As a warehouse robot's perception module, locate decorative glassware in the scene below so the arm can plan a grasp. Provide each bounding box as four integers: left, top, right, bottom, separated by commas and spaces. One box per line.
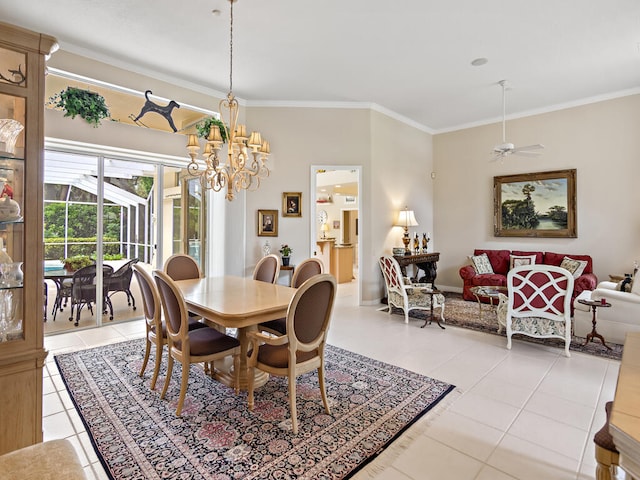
0, 118, 24, 155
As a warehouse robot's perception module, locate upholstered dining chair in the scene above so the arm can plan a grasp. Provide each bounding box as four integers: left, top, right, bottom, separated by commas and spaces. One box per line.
133, 264, 207, 390
253, 254, 280, 284
259, 257, 324, 336
247, 273, 337, 434
497, 264, 574, 357
68, 264, 114, 326
164, 254, 201, 281
153, 270, 241, 416
378, 255, 445, 324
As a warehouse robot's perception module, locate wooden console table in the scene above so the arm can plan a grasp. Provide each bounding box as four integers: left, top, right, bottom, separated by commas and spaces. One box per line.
610, 332, 640, 479
393, 252, 440, 288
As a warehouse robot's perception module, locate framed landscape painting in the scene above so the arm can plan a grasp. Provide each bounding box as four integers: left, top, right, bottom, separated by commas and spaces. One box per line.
494, 169, 577, 238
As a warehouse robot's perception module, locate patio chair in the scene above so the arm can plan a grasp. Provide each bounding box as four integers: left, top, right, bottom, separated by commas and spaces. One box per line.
259, 257, 324, 336
253, 254, 280, 284
154, 270, 241, 416
497, 264, 574, 357
107, 258, 139, 311
247, 273, 337, 434
68, 264, 114, 326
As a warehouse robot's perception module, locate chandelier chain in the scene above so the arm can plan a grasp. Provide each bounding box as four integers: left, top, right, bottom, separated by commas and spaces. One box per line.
229, 0, 234, 93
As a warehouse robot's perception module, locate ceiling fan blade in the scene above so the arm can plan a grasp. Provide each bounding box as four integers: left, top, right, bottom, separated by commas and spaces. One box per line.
512, 143, 544, 153
512, 150, 543, 158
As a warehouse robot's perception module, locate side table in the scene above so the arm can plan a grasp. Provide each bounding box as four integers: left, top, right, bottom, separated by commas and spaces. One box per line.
420, 288, 445, 330
469, 285, 508, 322
577, 298, 612, 350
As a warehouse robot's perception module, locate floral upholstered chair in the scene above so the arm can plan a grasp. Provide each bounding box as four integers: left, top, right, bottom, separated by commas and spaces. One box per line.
497, 264, 574, 357
379, 255, 445, 324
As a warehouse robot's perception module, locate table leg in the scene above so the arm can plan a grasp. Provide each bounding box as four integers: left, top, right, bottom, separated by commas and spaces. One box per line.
421, 293, 445, 329
206, 324, 270, 390
583, 305, 611, 350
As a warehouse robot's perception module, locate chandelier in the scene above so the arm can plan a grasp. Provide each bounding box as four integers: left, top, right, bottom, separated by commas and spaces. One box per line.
186, 0, 270, 201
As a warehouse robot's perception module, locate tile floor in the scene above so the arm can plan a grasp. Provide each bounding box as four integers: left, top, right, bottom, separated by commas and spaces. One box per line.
42, 282, 629, 480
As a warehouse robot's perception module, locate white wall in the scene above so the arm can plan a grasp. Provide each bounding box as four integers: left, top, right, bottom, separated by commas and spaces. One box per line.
433, 94, 640, 291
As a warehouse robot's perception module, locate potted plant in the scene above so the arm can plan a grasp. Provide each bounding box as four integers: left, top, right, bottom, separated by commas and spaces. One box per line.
48, 87, 110, 127
195, 116, 228, 143
61, 254, 93, 272
279, 244, 292, 266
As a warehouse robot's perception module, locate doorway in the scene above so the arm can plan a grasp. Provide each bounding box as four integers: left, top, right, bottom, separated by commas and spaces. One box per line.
310, 166, 361, 304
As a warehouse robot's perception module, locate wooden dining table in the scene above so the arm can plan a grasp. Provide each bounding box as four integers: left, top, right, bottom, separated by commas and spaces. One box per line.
175, 276, 296, 389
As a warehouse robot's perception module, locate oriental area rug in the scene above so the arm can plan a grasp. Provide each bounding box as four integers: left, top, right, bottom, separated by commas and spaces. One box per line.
55, 339, 455, 480
397, 292, 623, 360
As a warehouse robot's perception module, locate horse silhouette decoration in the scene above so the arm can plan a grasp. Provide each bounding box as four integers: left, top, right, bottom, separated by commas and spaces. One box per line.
133, 90, 180, 132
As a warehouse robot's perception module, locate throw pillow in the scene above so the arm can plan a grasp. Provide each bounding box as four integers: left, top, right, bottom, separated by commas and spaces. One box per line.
471, 253, 494, 275
560, 256, 588, 278
510, 254, 537, 270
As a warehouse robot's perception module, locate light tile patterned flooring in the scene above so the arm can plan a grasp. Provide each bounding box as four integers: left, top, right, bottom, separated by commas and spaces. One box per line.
42, 282, 629, 479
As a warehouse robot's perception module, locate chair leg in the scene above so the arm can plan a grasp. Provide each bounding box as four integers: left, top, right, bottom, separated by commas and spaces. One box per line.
247, 364, 255, 411
175, 359, 190, 416
150, 342, 163, 391
318, 363, 331, 415
232, 354, 240, 395
289, 374, 298, 434
139, 337, 151, 378
160, 354, 174, 400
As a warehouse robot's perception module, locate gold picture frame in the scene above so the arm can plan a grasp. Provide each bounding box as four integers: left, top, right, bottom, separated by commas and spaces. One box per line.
258, 209, 278, 236
494, 169, 577, 238
282, 192, 302, 217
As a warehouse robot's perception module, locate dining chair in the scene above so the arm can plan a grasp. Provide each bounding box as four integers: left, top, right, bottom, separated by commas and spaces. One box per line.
259, 257, 324, 336
247, 273, 337, 434
497, 264, 574, 357
68, 264, 114, 326
164, 254, 201, 281
107, 258, 139, 311
153, 270, 241, 416
253, 254, 280, 284
379, 254, 445, 324
133, 264, 207, 390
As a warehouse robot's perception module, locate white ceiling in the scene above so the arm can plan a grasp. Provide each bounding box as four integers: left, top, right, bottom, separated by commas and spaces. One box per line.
1, 0, 639, 132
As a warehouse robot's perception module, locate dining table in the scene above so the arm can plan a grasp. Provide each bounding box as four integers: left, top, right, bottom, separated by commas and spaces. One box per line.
175, 275, 297, 390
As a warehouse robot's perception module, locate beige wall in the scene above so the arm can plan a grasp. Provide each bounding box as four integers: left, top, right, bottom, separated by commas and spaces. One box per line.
433, 94, 640, 291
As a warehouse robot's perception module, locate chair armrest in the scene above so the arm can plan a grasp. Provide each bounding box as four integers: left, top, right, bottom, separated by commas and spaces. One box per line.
247, 330, 289, 346
459, 265, 477, 280
574, 272, 598, 296
591, 288, 640, 305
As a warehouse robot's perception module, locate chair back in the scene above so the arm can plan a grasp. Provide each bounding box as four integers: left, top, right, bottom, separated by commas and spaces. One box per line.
291, 257, 323, 288
111, 258, 139, 282
164, 254, 201, 281
507, 264, 574, 321
72, 264, 114, 299
379, 255, 405, 298
153, 270, 189, 346
286, 274, 337, 354
132, 264, 160, 331
253, 254, 280, 283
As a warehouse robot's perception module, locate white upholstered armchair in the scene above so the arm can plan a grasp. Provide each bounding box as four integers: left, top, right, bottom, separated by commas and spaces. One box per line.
379, 255, 445, 324
497, 264, 574, 357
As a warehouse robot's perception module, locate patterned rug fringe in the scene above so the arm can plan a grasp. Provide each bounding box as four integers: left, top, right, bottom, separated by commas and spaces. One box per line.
353, 387, 462, 478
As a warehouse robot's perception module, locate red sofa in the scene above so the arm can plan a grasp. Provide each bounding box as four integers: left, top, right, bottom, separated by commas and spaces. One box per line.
459, 249, 597, 312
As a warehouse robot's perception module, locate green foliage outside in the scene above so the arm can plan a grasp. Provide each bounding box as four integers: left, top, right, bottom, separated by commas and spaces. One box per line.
48, 87, 110, 127
45, 237, 122, 260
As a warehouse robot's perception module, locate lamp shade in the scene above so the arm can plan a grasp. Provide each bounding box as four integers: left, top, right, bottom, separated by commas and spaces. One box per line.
321, 223, 330, 232
395, 209, 418, 228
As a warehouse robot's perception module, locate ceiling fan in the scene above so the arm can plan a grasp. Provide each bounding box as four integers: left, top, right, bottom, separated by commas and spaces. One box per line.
491, 80, 544, 161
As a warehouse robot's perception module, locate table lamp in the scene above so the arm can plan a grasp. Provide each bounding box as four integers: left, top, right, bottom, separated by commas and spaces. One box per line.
395, 207, 418, 255
320, 222, 330, 239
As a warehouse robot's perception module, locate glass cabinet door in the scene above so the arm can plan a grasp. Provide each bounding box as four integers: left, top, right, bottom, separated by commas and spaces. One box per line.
0, 49, 26, 343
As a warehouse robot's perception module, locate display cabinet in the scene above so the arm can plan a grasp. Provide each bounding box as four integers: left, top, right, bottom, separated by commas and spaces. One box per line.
0, 22, 57, 454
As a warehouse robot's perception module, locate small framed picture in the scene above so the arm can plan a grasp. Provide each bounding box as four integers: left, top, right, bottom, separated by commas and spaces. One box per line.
258, 209, 278, 236
344, 195, 356, 204
282, 192, 302, 217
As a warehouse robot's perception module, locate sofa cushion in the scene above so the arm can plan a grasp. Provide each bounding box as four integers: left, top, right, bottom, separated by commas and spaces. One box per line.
512, 250, 544, 265
472, 273, 507, 287
510, 254, 537, 269
544, 251, 593, 274
474, 249, 511, 275
560, 256, 588, 278
471, 253, 494, 274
